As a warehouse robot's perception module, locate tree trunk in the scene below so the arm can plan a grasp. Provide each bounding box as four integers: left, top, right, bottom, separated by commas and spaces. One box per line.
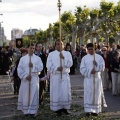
115, 36, 120, 45
90, 36, 93, 43
72, 32, 76, 53
71, 25, 77, 52
80, 36, 84, 46
105, 32, 108, 44
65, 35, 69, 43
96, 35, 99, 44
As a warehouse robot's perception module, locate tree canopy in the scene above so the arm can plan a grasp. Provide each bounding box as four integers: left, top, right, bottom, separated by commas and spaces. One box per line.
23, 1, 120, 47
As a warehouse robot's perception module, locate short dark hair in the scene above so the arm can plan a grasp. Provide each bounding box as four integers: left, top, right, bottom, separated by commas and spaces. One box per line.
21, 48, 28, 53
113, 50, 120, 57
27, 43, 34, 48
117, 45, 120, 49
65, 43, 71, 50
3, 46, 9, 51
35, 43, 42, 48
87, 43, 93, 49
55, 39, 60, 46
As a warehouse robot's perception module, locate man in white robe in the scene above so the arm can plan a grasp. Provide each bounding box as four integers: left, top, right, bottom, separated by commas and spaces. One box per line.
80, 43, 107, 117
17, 44, 43, 117
46, 40, 73, 116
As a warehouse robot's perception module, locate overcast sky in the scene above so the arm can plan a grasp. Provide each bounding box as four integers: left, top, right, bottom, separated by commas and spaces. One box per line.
0, 0, 118, 40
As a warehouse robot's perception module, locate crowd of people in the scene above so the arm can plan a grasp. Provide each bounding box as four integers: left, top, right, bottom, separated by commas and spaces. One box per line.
0, 41, 120, 118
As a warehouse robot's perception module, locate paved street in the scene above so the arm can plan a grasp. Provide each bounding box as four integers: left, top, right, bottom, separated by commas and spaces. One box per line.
0, 72, 120, 120
71, 72, 120, 119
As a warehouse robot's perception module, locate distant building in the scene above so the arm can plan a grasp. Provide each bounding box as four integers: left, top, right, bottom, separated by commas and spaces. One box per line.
0, 23, 6, 46
11, 28, 23, 40
23, 28, 38, 36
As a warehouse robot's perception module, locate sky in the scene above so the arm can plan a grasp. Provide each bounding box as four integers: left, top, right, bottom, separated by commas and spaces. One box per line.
0, 0, 118, 40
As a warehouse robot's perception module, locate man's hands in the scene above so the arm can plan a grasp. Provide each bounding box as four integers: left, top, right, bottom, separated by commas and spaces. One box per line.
29, 62, 33, 67
26, 75, 31, 81
58, 52, 64, 71
115, 68, 120, 73
91, 68, 96, 74
93, 60, 97, 66
57, 66, 63, 71
26, 62, 33, 81
90, 60, 98, 74
59, 52, 64, 59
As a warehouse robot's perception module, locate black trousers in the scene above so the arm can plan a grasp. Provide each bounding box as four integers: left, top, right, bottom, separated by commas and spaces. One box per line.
14, 77, 21, 94
0, 70, 8, 75
39, 81, 46, 104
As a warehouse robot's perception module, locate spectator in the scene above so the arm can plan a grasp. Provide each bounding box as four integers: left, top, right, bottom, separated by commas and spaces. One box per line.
111, 50, 120, 95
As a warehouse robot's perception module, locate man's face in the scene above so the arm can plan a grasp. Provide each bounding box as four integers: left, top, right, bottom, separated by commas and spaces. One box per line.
56, 41, 64, 51
80, 46, 83, 50
36, 44, 42, 51
2, 48, 7, 52
102, 48, 107, 53
112, 44, 116, 49
116, 53, 120, 59
87, 47, 94, 55
66, 46, 71, 51
29, 46, 35, 54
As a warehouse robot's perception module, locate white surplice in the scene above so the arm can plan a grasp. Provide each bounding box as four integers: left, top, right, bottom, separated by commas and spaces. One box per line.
46, 50, 73, 111
80, 53, 107, 113
17, 54, 43, 114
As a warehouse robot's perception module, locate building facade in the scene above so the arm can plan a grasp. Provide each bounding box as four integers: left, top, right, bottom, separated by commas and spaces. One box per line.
24, 28, 38, 36
0, 22, 6, 46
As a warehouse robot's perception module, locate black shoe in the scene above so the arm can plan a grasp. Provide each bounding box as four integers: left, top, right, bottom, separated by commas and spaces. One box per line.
57, 112, 62, 117
91, 113, 98, 116
62, 109, 70, 115
86, 112, 91, 117
17, 91, 19, 95
25, 114, 30, 117
39, 100, 44, 105
56, 110, 62, 117
30, 114, 35, 118
14, 91, 16, 95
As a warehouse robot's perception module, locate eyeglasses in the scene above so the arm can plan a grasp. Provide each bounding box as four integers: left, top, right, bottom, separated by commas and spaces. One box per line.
102, 50, 106, 51
88, 49, 93, 50
57, 43, 63, 45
